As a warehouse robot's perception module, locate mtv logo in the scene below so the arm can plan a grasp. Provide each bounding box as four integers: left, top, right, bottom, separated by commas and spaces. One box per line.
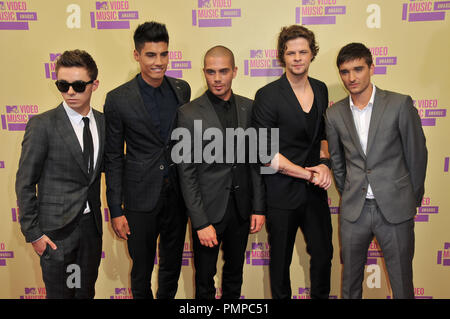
6, 105, 18, 113
25, 288, 36, 295
49, 53, 61, 62
0, 2, 5, 10
303, 0, 315, 5
96, 1, 108, 10
252, 242, 264, 250
115, 288, 127, 295
198, 0, 211, 8
250, 50, 264, 59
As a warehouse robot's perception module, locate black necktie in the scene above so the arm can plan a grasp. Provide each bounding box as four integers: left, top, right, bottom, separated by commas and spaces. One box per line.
82, 117, 94, 176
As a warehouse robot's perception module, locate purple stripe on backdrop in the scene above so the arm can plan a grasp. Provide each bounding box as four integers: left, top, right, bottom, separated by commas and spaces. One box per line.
445, 157, 449, 172
402, 4, 408, 20
374, 66, 387, 75
1, 115, 6, 130
296, 7, 301, 24
192, 10, 197, 26
118, 11, 139, 19
104, 208, 109, 222
44, 63, 50, 78
0, 260, 6, 266
0, 22, 29, 30
165, 70, 183, 78
16, 12, 37, 21
425, 109, 446, 117
437, 251, 442, 264
0, 161, 4, 169
375, 57, 397, 65
8, 123, 27, 131
250, 68, 283, 77
366, 258, 377, 265
12, 208, 17, 222
414, 215, 429, 222
90, 12, 96, 28
97, 21, 130, 29
409, 12, 445, 22
252, 259, 270, 266
181, 259, 189, 266
302, 16, 336, 25
325, 6, 346, 15
421, 118, 436, 126
418, 206, 439, 214
434, 1, 450, 10
244, 60, 249, 75
444, 242, 450, 249
221, 9, 241, 18
171, 61, 192, 69
444, 259, 450, 266
198, 18, 232, 27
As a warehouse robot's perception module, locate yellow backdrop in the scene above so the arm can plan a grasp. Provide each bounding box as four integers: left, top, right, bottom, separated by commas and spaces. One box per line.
1, 0, 449, 299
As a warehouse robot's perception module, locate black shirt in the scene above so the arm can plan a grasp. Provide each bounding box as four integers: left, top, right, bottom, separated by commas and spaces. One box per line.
206, 90, 238, 130
137, 74, 179, 144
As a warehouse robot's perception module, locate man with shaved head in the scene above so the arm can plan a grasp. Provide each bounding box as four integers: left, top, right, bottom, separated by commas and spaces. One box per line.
176, 45, 266, 299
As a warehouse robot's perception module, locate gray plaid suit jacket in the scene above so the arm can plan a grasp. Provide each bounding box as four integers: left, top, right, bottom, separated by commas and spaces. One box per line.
16, 104, 105, 242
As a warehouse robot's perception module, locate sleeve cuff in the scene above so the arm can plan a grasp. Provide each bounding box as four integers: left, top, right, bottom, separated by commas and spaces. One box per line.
109, 205, 124, 218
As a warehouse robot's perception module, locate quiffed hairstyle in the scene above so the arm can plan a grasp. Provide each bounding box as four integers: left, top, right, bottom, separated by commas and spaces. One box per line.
55, 50, 98, 80
133, 21, 169, 52
336, 42, 373, 68
277, 25, 319, 67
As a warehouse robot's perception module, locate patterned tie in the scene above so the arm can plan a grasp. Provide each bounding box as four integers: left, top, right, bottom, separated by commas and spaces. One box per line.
82, 117, 94, 177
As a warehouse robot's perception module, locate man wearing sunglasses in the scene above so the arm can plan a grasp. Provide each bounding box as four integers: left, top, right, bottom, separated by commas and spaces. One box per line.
16, 50, 104, 298
104, 21, 191, 299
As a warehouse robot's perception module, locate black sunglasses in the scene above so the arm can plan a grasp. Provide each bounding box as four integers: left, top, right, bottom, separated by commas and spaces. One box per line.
55, 80, 94, 93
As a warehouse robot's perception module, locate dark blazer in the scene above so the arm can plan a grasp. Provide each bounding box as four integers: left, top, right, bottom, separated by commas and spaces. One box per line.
16, 104, 104, 242
252, 74, 329, 209
104, 75, 191, 217
176, 92, 265, 229
325, 87, 428, 223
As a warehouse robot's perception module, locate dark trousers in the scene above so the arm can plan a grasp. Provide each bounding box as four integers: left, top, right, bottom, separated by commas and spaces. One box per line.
192, 193, 250, 299
40, 212, 102, 299
125, 179, 187, 299
340, 199, 415, 299
267, 187, 333, 299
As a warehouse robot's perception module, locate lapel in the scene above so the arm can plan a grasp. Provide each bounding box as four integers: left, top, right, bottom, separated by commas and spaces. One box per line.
234, 95, 248, 129
366, 87, 387, 156
338, 98, 367, 160
54, 104, 90, 179
198, 93, 224, 130
91, 109, 104, 182
127, 75, 164, 144
309, 78, 326, 143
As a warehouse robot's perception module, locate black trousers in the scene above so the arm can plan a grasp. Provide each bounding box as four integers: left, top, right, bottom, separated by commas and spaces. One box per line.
125, 179, 187, 299
267, 186, 333, 299
192, 193, 250, 299
40, 212, 102, 299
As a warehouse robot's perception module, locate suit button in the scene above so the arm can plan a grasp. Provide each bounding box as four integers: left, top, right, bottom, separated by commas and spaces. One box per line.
160, 165, 164, 170
234, 185, 240, 190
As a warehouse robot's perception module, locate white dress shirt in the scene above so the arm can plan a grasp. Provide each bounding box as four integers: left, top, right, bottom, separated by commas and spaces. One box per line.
63, 102, 100, 213
349, 84, 376, 199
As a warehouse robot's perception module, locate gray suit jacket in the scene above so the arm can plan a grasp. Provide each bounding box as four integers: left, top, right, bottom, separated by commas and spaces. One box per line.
16, 104, 105, 242
176, 92, 265, 229
325, 87, 427, 224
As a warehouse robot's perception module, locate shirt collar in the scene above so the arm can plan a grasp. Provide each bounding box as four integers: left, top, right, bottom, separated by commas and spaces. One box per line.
62, 101, 93, 125
349, 83, 376, 111
206, 89, 235, 109
137, 74, 166, 96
